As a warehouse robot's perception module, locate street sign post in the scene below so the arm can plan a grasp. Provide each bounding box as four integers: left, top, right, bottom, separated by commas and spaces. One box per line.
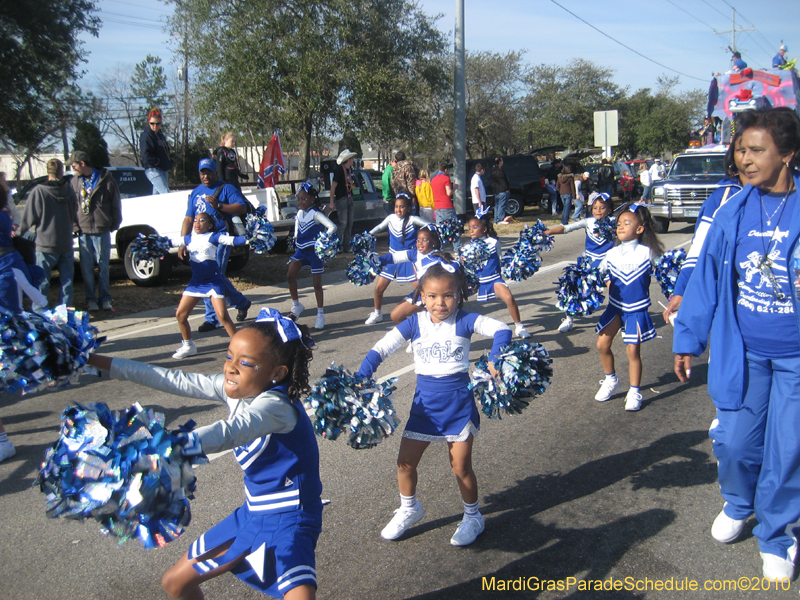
594, 110, 619, 159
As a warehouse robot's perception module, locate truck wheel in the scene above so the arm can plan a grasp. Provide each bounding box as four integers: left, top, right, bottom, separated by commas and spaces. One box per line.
227, 249, 250, 273
654, 217, 670, 233
505, 196, 523, 218
124, 243, 172, 287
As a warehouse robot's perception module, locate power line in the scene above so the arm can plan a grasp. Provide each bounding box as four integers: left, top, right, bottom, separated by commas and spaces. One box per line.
663, 0, 716, 32
100, 17, 165, 30
105, 0, 171, 15
549, 0, 708, 82
718, 0, 778, 53
99, 9, 163, 24
700, 0, 729, 20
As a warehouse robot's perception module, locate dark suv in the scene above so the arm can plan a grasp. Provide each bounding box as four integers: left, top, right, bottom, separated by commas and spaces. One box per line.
465, 154, 544, 218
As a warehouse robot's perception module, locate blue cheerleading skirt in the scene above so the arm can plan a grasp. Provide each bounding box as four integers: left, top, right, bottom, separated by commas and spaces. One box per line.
183, 274, 228, 298
595, 305, 656, 345
403, 373, 479, 442
379, 261, 416, 283
189, 503, 322, 598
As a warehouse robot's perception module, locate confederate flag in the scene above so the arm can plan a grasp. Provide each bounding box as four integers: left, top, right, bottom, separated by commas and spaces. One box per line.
257, 132, 286, 188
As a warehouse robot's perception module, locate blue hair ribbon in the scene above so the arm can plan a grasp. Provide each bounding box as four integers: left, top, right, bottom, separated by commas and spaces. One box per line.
475, 205, 491, 219
255, 307, 313, 347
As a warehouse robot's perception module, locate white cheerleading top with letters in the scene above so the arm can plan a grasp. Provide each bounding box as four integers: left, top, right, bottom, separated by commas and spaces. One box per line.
600, 240, 653, 312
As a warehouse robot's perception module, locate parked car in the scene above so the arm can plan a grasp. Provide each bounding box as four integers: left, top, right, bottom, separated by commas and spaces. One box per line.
465, 153, 544, 218
649, 150, 727, 232
582, 161, 630, 198
314, 160, 389, 223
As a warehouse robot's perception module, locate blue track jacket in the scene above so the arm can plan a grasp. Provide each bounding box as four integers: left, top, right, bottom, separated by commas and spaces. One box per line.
672, 173, 800, 410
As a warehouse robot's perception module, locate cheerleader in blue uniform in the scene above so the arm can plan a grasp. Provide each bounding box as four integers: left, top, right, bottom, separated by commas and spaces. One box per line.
89, 310, 321, 600
545, 192, 615, 332
364, 193, 430, 325
286, 182, 337, 330
173, 213, 248, 360
594, 203, 663, 411
357, 256, 511, 546
464, 208, 531, 338
372, 224, 442, 324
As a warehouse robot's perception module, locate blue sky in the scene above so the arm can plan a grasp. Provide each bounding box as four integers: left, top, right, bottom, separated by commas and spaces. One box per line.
79, 0, 798, 97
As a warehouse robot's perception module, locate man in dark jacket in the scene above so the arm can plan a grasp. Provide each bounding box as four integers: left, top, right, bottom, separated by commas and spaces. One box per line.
140, 108, 173, 194
69, 150, 122, 312
491, 157, 511, 223
597, 158, 615, 196
18, 158, 78, 312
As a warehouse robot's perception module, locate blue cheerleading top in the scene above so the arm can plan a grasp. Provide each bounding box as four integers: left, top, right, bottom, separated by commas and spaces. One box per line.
379, 246, 440, 278
370, 214, 430, 253
474, 236, 503, 285
600, 240, 653, 312
109, 358, 323, 514
563, 216, 614, 265
294, 207, 336, 250
182, 231, 245, 283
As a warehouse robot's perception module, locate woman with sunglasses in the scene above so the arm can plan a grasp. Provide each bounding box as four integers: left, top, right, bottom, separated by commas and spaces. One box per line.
140, 108, 173, 194
674, 107, 800, 580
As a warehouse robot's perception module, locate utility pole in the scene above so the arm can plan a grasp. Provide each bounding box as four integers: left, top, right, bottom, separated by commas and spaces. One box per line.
714, 7, 753, 57
182, 27, 189, 184
453, 0, 466, 214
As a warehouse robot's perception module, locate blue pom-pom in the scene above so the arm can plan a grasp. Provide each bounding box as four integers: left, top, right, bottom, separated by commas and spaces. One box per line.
350, 231, 377, 255
459, 239, 490, 296
654, 249, 687, 298
0, 305, 104, 395
437, 217, 463, 245
129, 234, 172, 263
592, 217, 615, 242
285, 231, 297, 253
245, 209, 276, 255
555, 255, 606, 317
519, 221, 555, 252
501, 239, 542, 281
314, 232, 340, 261
346, 253, 382, 286
303, 365, 400, 449
35, 402, 207, 548
469, 341, 553, 419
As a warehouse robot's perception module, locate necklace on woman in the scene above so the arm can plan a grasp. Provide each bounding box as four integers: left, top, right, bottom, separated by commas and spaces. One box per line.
761, 184, 793, 226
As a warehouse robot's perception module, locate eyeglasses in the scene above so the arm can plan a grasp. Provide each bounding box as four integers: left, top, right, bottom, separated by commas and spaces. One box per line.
149, 122, 161, 126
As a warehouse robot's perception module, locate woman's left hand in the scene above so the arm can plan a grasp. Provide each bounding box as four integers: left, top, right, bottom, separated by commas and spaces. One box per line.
674, 354, 692, 382
488, 363, 499, 378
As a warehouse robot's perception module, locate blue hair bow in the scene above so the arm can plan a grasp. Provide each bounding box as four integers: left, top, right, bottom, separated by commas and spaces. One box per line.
475, 205, 491, 219
298, 181, 315, 194
395, 192, 412, 202
630, 202, 653, 212
424, 255, 459, 273
255, 307, 313, 347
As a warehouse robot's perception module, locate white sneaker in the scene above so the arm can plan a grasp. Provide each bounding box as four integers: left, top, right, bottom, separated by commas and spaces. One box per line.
761, 552, 795, 580
0, 441, 16, 463
711, 508, 748, 543
595, 377, 618, 402
381, 501, 424, 540
558, 315, 574, 333
625, 389, 643, 411
290, 302, 305, 319
515, 323, 531, 339
314, 313, 325, 330
100, 300, 113, 310
450, 513, 485, 546
86, 301, 99, 312
365, 310, 383, 325
172, 342, 198, 360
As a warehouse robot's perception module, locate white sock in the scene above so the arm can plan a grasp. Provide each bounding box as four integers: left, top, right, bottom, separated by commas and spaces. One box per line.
317, 308, 324, 315
373, 308, 382, 315
0, 433, 7, 444
630, 386, 640, 394
400, 493, 417, 508
463, 500, 480, 517
605, 373, 618, 382
182, 339, 194, 346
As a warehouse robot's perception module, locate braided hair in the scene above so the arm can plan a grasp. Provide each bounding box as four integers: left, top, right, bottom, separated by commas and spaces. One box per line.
243, 321, 314, 401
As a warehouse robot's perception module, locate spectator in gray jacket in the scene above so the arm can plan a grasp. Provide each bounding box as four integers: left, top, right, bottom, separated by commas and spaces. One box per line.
18, 159, 78, 312
70, 150, 122, 312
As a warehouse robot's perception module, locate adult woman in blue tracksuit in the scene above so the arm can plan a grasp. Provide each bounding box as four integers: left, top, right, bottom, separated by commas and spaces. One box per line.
673, 107, 800, 580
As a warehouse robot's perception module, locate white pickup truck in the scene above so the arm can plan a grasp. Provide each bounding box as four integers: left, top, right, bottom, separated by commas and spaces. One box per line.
13, 167, 294, 286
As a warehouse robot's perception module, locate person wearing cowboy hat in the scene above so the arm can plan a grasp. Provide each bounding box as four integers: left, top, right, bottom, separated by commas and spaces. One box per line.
330, 149, 357, 252
773, 44, 788, 68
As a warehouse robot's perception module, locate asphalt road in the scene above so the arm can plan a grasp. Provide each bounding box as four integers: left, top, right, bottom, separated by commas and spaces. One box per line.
2, 223, 793, 599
